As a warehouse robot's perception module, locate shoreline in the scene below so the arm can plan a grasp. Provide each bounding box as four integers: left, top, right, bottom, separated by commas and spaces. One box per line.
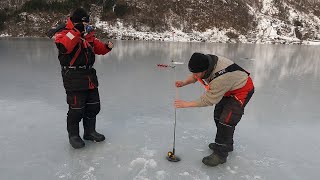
1, 35, 320, 46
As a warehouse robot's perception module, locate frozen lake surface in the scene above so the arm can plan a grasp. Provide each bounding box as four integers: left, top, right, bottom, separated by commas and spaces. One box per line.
0, 39, 319, 180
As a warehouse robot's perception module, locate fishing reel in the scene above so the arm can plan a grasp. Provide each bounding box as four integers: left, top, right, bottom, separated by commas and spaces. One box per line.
166, 151, 180, 162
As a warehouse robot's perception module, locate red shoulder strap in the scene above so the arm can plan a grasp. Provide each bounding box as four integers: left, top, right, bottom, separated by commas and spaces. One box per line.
194, 75, 210, 91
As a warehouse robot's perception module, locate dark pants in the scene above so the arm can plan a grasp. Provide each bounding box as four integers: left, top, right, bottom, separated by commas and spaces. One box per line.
66, 88, 101, 137
213, 88, 254, 157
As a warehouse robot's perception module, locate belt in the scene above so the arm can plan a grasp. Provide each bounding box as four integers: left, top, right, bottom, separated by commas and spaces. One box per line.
62, 65, 93, 70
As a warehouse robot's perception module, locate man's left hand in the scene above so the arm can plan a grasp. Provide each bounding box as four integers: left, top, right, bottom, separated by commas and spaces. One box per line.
107, 41, 114, 49
174, 100, 193, 108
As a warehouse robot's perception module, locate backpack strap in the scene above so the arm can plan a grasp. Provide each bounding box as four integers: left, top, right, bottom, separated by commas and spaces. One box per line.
212, 63, 250, 80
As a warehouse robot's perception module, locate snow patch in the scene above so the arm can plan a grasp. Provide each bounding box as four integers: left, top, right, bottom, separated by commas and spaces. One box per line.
0, 33, 10, 37
94, 3, 320, 45
58, 175, 65, 178
156, 170, 167, 180
82, 167, 96, 180
226, 166, 237, 174
241, 175, 264, 180
261, 0, 278, 15
141, 147, 156, 157
195, 148, 205, 152
55, 164, 72, 179
303, 41, 320, 45
130, 158, 148, 166
253, 157, 284, 168
96, 19, 234, 43
129, 157, 157, 180
179, 172, 190, 176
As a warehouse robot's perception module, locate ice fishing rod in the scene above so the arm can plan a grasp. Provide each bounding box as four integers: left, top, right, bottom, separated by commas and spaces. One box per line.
157, 61, 184, 68
157, 64, 175, 68
166, 60, 181, 162
157, 60, 184, 162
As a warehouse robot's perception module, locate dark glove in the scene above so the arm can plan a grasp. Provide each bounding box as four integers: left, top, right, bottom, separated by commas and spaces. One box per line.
74, 23, 85, 33
85, 25, 94, 34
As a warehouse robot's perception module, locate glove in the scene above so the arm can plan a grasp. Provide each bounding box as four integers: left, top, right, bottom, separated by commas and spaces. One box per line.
85, 25, 95, 33
74, 23, 85, 33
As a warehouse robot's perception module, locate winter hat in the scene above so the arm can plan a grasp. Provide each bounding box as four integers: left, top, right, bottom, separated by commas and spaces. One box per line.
71, 8, 89, 23
188, 52, 209, 73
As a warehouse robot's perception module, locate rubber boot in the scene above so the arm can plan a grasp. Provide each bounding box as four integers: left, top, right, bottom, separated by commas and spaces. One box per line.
202, 152, 227, 167
69, 135, 85, 149
209, 143, 233, 152
67, 110, 85, 149
83, 117, 105, 142
204, 123, 236, 166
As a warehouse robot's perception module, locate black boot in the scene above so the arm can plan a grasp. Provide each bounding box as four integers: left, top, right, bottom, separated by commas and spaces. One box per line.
84, 131, 105, 142
83, 117, 105, 142
209, 143, 233, 152
67, 109, 85, 149
202, 152, 227, 167
69, 135, 85, 149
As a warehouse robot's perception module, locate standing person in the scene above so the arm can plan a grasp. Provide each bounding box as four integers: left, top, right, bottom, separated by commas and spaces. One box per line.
174, 52, 254, 166
54, 8, 114, 149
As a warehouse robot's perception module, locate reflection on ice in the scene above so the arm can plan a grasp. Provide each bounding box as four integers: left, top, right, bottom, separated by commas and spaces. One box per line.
251, 45, 320, 88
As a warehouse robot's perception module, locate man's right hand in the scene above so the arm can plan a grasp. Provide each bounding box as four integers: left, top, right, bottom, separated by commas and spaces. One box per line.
85, 25, 94, 33
175, 81, 185, 88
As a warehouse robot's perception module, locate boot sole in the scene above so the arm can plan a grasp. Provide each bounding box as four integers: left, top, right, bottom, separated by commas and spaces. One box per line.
83, 136, 105, 142
71, 144, 85, 149
69, 141, 85, 149
202, 158, 226, 167
69, 137, 85, 149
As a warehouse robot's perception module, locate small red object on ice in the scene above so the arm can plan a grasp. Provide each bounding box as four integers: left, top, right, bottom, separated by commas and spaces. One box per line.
157, 64, 169, 67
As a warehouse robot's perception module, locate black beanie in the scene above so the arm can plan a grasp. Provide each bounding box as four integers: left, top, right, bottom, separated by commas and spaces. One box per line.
188, 53, 209, 73
71, 8, 89, 23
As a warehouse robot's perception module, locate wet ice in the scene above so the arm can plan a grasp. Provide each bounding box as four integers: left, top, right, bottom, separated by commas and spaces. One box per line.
0, 39, 319, 180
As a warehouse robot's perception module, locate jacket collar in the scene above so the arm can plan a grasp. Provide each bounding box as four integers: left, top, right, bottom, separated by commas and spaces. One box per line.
203, 54, 218, 79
